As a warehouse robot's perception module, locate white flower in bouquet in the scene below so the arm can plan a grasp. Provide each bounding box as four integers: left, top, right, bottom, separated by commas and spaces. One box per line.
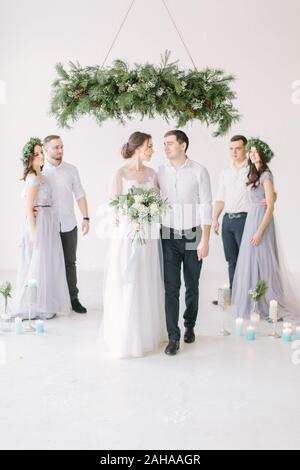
136, 205, 149, 220
133, 195, 144, 204
131, 202, 143, 212
110, 185, 169, 244
150, 203, 159, 216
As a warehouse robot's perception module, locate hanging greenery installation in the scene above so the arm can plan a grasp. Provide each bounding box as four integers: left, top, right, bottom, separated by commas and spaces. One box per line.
50, 51, 239, 136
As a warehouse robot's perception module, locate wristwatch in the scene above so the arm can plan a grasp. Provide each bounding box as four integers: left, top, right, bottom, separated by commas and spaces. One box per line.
83, 217, 90, 221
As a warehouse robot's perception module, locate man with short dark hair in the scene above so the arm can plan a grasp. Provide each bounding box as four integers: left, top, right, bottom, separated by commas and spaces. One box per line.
43, 135, 89, 314
158, 130, 212, 355
212, 135, 249, 295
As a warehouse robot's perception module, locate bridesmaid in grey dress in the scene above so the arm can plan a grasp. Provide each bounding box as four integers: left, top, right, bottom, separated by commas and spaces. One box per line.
14, 137, 70, 319
232, 138, 287, 320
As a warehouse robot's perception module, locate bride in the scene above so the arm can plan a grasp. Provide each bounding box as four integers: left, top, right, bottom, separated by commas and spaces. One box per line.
102, 132, 166, 358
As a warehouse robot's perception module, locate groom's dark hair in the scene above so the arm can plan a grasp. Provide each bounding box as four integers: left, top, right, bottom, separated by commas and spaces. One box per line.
230, 135, 247, 146
164, 130, 189, 151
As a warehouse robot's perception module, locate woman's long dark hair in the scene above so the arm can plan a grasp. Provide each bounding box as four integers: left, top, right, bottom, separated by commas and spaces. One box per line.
21, 138, 43, 180
22, 156, 37, 180
247, 148, 271, 188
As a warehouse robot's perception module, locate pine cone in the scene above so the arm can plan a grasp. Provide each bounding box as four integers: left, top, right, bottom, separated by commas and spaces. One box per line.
203, 99, 213, 110
186, 107, 196, 118
73, 88, 87, 98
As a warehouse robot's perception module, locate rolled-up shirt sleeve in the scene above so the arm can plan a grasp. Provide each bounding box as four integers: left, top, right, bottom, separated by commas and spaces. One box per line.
215, 170, 225, 202
198, 167, 213, 225
72, 167, 86, 200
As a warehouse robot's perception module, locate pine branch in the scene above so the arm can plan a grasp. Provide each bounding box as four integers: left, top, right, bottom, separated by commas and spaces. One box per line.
50, 53, 240, 135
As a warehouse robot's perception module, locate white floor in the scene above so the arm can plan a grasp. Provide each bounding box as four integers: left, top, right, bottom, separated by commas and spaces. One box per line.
0, 271, 299, 450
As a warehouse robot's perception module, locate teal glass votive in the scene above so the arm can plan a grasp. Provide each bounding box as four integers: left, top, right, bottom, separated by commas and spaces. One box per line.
246, 326, 256, 341
282, 328, 292, 342
35, 320, 45, 334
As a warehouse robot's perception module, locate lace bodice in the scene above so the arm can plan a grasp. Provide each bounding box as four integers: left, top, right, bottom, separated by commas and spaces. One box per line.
110, 166, 159, 197
25, 174, 53, 206
249, 171, 273, 204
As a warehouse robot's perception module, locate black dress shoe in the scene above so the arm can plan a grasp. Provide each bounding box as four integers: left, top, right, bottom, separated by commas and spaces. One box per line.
212, 300, 218, 306
184, 327, 195, 343
164, 340, 180, 356
71, 299, 87, 314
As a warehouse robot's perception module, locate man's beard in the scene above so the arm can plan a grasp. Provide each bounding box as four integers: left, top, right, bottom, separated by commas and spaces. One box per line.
51, 155, 63, 161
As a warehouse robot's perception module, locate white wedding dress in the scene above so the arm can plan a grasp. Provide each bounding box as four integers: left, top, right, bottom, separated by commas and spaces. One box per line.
102, 167, 166, 358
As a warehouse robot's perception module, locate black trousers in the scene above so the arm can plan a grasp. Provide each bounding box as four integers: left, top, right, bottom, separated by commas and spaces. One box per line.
60, 226, 79, 301
161, 226, 203, 341
222, 214, 247, 288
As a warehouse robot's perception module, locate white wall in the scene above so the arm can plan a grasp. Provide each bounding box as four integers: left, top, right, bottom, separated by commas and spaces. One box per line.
1, 0, 300, 276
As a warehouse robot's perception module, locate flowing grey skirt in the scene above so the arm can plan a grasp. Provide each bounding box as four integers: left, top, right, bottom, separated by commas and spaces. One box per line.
14, 207, 71, 319
232, 203, 285, 319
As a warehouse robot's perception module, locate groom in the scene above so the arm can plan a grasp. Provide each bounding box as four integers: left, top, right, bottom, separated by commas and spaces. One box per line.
42, 135, 89, 314
158, 130, 212, 355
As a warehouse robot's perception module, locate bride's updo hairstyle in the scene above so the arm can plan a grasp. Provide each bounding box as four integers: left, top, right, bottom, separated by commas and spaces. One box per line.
121, 132, 151, 159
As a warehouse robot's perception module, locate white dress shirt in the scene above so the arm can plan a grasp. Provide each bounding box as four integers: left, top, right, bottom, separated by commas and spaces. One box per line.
43, 160, 86, 233
158, 158, 212, 230
215, 160, 250, 213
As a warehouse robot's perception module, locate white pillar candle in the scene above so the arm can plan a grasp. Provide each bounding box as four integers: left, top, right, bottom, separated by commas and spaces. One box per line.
269, 300, 279, 321
14, 317, 23, 335
235, 318, 244, 336
25, 279, 37, 305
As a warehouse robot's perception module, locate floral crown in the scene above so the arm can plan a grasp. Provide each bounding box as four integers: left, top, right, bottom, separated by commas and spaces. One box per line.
246, 138, 274, 163
21, 137, 43, 168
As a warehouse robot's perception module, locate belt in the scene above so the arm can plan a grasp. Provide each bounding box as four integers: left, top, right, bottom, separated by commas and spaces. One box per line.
34, 205, 51, 208
225, 212, 247, 219
161, 225, 201, 237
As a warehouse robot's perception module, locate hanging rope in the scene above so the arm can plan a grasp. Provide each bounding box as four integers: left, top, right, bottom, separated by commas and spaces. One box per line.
101, 0, 136, 68
101, 0, 197, 70
161, 0, 197, 70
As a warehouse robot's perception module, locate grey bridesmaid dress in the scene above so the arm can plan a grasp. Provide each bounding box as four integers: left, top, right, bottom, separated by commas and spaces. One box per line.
232, 171, 286, 319
14, 174, 71, 319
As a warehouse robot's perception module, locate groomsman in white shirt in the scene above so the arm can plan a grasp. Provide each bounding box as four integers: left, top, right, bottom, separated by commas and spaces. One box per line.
212, 136, 249, 300
158, 130, 212, 355
43, 135, 89, 314
212, 135, 270, 304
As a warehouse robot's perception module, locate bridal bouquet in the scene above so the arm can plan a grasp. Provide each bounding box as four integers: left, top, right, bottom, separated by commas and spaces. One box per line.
110, 186, 168, 244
